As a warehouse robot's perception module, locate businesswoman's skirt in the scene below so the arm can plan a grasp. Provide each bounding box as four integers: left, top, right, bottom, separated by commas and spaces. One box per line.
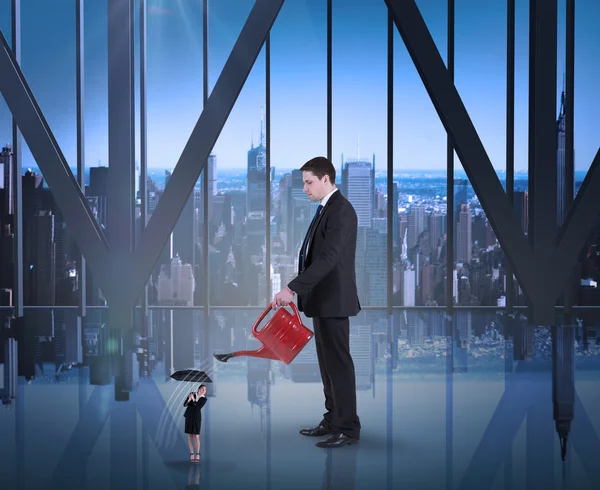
185, 417, 201, 435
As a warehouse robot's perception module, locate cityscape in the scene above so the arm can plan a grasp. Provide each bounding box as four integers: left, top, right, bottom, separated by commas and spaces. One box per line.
1, 0, 600, 488
1, 88, 599, 393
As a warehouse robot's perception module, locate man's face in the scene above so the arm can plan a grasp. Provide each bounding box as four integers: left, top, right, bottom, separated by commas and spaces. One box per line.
302, 171, 329, 202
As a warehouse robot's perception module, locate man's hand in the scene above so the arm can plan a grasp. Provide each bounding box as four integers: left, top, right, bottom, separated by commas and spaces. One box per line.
271, 287, 295, 308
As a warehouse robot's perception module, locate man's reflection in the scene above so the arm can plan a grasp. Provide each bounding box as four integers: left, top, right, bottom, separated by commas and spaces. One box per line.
322, 447, 357, 490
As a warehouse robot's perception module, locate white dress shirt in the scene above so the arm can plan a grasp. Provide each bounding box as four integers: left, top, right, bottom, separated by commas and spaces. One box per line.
306, 187, 338, 252
320, 187, 338, 207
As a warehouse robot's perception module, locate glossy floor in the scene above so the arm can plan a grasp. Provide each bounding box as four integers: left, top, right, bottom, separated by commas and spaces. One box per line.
1, 335, 599, 490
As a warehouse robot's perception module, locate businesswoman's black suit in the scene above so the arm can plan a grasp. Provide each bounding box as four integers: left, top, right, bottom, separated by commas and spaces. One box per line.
184, 395, 207, 435
288, 189, 361, 441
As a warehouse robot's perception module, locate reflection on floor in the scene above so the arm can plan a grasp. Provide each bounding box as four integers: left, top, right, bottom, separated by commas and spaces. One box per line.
0, 314, 599, 490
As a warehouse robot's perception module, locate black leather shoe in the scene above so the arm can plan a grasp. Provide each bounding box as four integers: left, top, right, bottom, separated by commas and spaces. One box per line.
315, 432, 359, 448
299, 425, 333, 437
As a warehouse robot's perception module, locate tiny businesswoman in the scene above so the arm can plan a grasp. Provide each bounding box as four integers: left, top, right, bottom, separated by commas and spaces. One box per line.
184, 384, 207, 462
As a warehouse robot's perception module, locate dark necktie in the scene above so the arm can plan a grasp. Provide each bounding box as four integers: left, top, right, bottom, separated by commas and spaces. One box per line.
300, 204, 323, 272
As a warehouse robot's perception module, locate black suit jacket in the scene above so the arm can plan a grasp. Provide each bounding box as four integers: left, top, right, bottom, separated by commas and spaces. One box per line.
183, 395, 207, 421
288, 190, 361, 318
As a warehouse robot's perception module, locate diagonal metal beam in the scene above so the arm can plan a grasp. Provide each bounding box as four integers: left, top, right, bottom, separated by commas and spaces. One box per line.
385, 0, 539, 304
386, 0, 600, 324
135, 380, 189, 488
0, 30, 110, 291
111, 394, 137, 489
49, 386, 112, 490
571, 392, 600, 483
456, 377, 600, 490
50, 381, 189, 489
552, 149, 600, 300
456, 380, 533, 490
525, 391, 555, 489
128, 0, 285, 307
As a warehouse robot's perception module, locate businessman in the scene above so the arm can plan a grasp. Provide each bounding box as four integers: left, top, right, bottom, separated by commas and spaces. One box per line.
272, 156, 361, 448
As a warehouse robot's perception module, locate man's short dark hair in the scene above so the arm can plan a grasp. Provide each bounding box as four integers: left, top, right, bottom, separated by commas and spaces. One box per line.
300, 156, 336, 183
197, 384, 207, 392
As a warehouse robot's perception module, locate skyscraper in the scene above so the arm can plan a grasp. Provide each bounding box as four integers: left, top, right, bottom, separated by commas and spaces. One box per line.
341, 156, 375, 228
514, 191, 528, 233
245, 115, 268, 306
1, 146, 13, 215
407, 205, 425, 250
350, 325, 373, 391
428, 212, 444, 259
556, 89, 570, 228
0, 146, 14, 300
247, 119, 267, 214
208, 154, 217, 196
88, 167, 108, 227
454, 179, 468, 211
157, 255, 195, 306
456, 203, 472, 264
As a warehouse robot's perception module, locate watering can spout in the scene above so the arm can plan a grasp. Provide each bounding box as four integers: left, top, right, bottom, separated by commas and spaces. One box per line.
213, 353, 234, 363
213, 345, 278, 363
213, 303, 313, 365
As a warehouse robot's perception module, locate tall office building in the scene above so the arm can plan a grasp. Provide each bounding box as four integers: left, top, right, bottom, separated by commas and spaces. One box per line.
356, 226, 387, 306
0, 146, 14, 299
246, 336, 271, 438
88, 167, 108, 227
350, 325, 373, 391
428, 212, 444, 260
289, 340, 320, 382
1, 146, 13, 215
454, 179, 468, 210
407, 205, 425, 250
392, 182, 399, 246
277, 173, 291, 251
454, 178, 469, 262
208, 154, 218, 197
398, 214, 407, 253
341, 156, 375, 228
514, 191, 528, 233
456, 311, 472, 349
21, 171, 64, 307
243, 117, 268, 306
403, 266, 416, 307
456, 203, 472, 264
157, 255, 196, 372
157, 255, 195, 306
30, 211, 56, 306
247, 119, 267, 214
172, 188, 201, 275
556, 89, 568, 228
195, 154, 217, 221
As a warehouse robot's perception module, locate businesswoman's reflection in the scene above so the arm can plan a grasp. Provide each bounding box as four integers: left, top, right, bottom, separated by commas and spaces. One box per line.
184, 384, 207, 462
187, 463, 201, 489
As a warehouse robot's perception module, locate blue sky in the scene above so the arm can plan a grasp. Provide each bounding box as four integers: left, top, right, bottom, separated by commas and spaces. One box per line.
0, 0, 598, 175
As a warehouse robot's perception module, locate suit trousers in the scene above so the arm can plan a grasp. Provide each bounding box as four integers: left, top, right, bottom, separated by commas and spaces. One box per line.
313, 317, 361, 439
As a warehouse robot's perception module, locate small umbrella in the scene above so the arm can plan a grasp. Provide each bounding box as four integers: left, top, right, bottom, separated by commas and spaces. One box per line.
170, 369, 212, 383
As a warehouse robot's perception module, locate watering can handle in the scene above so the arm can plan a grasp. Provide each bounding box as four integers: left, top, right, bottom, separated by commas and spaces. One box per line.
252, 302, 302, 336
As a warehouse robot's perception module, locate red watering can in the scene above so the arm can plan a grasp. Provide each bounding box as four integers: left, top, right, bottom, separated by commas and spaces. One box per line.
213, 302, 313, 364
